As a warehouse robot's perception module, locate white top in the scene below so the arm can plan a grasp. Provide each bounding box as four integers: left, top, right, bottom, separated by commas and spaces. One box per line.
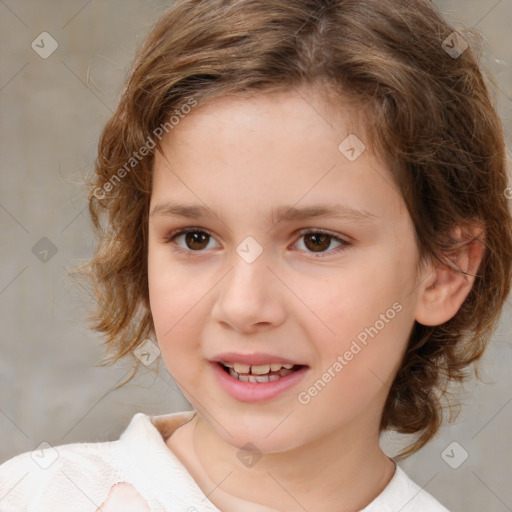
0, 410, 450, 511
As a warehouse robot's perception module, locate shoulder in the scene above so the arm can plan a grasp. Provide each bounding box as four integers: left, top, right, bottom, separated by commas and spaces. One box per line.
361, 464, 450, 512
0, 438, 120, 511
0, 411, 203, 512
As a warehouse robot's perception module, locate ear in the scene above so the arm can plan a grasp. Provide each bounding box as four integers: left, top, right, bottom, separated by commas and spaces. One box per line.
414, 224, 486, 326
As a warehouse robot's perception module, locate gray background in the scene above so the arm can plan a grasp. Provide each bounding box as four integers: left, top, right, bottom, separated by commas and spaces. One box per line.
0, 1, 511, 511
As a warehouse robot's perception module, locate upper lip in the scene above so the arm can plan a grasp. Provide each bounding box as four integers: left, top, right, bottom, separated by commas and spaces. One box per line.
211, 352, 307, 367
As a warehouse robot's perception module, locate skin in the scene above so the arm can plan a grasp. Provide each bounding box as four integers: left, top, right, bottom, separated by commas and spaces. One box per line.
147, 87, 484, 511
98, 482, 150, 511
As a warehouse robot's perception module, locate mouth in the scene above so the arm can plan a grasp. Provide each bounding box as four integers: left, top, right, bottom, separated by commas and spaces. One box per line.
210, 353, 310, 402
217, 361, 306, 383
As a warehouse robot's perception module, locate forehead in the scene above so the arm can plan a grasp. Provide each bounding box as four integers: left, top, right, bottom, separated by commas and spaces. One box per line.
167, 87, 368, 150
150, 88, 405, 226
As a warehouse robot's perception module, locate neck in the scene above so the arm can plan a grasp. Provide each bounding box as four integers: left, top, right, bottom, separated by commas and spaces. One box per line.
190, 410, 395, 512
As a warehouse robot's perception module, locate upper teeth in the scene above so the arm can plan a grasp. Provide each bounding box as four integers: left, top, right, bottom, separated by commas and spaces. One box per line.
223, 362, 294, 374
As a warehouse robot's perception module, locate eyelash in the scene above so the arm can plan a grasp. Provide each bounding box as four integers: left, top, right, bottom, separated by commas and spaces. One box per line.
163, 227, 351, 258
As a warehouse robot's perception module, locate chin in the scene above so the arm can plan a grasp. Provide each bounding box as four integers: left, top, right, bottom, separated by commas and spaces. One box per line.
210, 416, 309, 454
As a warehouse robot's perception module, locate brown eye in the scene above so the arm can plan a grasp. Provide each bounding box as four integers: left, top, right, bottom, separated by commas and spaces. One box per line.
294, 230, 348, 256
184, 231, 210, 250
303, 233, 332, 252
167, 228, 219, 253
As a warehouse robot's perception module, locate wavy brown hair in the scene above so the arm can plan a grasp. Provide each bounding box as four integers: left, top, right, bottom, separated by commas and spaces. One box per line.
77, 0, 512, 457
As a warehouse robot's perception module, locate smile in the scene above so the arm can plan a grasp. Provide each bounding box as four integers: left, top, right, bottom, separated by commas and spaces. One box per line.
212, 361, 309, 402
220, 361, 300, 382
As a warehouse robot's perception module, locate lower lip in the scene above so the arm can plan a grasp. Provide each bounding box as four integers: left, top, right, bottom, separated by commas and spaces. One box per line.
210, 362, 309, 403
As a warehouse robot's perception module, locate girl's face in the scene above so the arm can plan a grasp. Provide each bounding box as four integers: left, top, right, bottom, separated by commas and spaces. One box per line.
148, 88, 427, 452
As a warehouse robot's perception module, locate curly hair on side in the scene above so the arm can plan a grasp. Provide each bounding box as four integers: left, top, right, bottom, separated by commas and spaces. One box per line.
76, 0, 512, 457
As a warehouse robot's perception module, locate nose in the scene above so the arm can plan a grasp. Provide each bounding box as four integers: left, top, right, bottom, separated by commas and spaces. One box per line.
210, 250, 287, 334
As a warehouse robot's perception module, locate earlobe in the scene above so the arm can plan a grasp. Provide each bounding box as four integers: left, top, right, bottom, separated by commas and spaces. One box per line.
414, 225, 486, 327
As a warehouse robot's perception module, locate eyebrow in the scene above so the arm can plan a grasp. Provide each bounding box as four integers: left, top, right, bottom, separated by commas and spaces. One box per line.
150, 202, 378, 225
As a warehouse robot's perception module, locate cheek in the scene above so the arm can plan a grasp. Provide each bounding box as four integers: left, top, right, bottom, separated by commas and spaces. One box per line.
148, 248, 203, 364
148, 242, 198, 327
308, 259, 412, 343
299, 244, 417, 392
149, 280, 201, 350
296, 282, 411, 430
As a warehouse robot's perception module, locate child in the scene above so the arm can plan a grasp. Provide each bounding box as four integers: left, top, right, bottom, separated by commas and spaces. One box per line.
1, 0, 511, 510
